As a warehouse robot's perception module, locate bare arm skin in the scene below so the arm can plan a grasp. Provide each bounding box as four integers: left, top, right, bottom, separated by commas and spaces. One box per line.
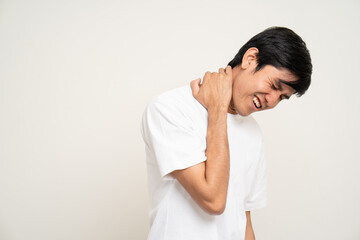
171, 66, 233, 215
245, 211, 256, 240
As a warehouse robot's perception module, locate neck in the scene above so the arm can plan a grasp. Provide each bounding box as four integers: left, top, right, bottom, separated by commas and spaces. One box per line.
228, 100, 237, 114
227, 65, 241, 115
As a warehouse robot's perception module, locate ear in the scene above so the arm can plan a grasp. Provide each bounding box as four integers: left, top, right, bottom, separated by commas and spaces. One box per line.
241, 47, 259, 69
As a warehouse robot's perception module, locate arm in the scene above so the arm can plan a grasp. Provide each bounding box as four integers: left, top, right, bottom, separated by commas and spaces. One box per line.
171, 66, 233, 215
172, 108, 229, 214
245, 211, 256, 240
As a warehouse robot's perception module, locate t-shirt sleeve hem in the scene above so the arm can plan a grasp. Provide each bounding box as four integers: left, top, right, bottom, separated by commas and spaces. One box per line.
160, 153, 208, 180
244, 199, 267, 211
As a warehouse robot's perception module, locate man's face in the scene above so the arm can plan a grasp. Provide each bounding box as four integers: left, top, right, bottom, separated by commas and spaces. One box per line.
229, 60, 297, 116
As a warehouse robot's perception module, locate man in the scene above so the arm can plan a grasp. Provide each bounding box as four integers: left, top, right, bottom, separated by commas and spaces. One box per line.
140, 26, 312, 240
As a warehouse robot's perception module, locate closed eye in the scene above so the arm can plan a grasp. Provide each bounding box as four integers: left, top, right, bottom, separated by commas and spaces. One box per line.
270, 83, 279, 90
273, 80, 291, 101
280, 94, 290, 101
270, 79, 291, 101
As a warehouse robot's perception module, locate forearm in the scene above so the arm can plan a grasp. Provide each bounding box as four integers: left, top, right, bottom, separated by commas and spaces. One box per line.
245, 211, 256, 240
203, 108, 230, 208
171, 67, 232, 215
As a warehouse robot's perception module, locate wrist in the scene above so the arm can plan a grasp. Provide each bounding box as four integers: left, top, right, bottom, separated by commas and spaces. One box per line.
208, 107, 228, 121
208, 106, 229, 115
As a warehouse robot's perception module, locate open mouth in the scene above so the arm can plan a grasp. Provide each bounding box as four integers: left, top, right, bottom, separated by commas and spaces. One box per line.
253, 96, 262, 109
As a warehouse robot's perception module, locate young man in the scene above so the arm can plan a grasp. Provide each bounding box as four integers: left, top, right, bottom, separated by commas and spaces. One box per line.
140, 26, 312, 240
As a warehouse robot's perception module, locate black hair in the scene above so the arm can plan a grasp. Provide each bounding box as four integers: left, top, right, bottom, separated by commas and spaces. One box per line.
227, 26, 312, 96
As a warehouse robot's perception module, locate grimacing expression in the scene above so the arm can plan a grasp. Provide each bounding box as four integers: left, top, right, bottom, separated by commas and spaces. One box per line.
229, 48, 297, 116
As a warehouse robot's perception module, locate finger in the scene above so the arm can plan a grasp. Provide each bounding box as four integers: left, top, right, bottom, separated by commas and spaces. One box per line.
190, 78, 201, 96
203, 71, 211, 81
225, 65, 233, 76
225, 65, 232, 73
218, 68, 225, 75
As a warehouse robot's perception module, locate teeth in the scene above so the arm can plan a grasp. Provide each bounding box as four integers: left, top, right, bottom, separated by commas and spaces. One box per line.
253, 97, 261, 108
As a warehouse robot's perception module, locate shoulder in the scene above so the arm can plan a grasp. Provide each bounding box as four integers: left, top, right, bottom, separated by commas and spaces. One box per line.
145, 85, 205, 123
155, 85, 196, 109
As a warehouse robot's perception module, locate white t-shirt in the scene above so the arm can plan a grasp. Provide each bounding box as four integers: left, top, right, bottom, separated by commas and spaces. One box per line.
140, 85, 267, 240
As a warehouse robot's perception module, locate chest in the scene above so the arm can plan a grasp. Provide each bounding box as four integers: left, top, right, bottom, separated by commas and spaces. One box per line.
193, 115, 260, 183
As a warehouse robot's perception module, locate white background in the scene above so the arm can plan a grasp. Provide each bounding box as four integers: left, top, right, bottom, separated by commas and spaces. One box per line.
1, 0, 359, 239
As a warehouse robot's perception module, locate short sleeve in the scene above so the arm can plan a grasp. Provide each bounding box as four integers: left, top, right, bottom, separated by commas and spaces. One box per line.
140, 98, 207, 180
244, 140, 267, 211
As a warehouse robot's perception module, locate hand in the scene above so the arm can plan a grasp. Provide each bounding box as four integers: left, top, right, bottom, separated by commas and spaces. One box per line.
190, 65, 233, 112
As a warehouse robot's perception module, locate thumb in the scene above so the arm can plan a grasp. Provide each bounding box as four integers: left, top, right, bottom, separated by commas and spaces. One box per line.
190, 78, 201, 96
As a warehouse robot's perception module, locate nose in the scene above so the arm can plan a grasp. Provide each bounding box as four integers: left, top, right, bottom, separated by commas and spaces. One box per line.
264, 91, 281, 109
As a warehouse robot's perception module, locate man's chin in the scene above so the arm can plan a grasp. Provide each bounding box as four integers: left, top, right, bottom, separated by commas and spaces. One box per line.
239, 112, 250, 117
234, 108, 250, 117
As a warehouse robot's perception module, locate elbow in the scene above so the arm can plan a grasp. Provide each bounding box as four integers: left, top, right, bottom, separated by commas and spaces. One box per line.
203, 199, 226, 215
200, 187, 228, 215
210, 203, 226, 215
